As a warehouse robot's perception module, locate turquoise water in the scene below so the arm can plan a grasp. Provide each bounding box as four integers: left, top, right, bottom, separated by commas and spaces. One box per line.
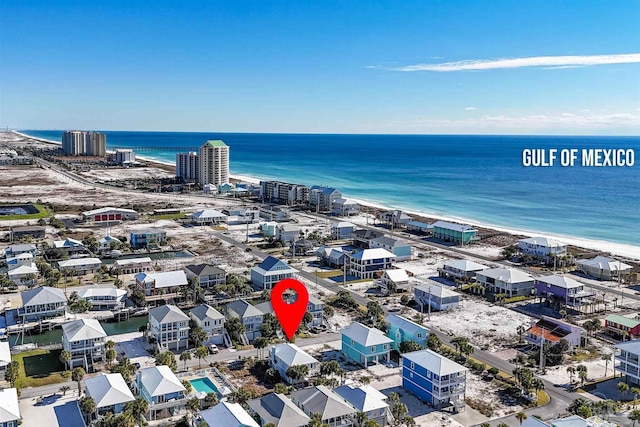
189, 377, 219, 395
19, 130, 640, 247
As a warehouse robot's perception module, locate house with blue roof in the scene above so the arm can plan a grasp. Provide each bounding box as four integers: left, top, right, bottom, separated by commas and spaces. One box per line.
341, 322, 393, 367
309, 186, 342, 212
250, 256, 298, 290
385, 314, 429, 351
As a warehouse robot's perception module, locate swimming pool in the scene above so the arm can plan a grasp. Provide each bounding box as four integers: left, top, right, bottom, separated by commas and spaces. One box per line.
189, 377, 219, 395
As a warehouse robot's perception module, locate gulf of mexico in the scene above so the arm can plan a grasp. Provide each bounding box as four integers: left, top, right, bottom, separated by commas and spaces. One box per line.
19, 130, 640, 246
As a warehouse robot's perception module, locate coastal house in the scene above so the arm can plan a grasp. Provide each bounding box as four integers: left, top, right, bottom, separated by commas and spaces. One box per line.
331, 198, 359, 216
10, 226, 45, 241
114, 257, 152, 274
191, 209, 228, 225
330, 221, 356, 239
341, 322, 393, 367
316, 246, 347, 268
57, 257, 102, 275
406, 221, 433, 235
605, 314, 640, 340
0, 388, 21, 427
82, 207, 139, 224
545, 415, 617, 427
134, 270, 189, 305
77, 287, 127, 311
260, 180, 309, 206
379, 210, 412, 229
19, 286, 67, 322
6, 253, 38, 285
369, 236, 412, 261
290, 385, 357, 427
52, 237, 86, 255
98, 235, 122, 253
309, 186, 342, 212
148, 304, 190, 351
256, 294, 324, 328
135, 366, 187, 421
380, 269, 410, 293
269, 343, 320, 385
414, 282, 461, 312
250, 256, 298, 290
431, 221, 478, 245
349, 248, 396, 280
576, 256, 633, 281
200, 400, 259, 427
334, 384, 389, 426
224, 299, 264, 342
84, 373, 135, 419
385, 313, 429, 351
275, 224, 299, 243
475, 268, 535, 297
614, 339, 640, 385
189, 304, 226, 345
184, 263, 226, 289
0, 342, 10, 376
130, 229, 167, 249
223, 208, 260, 224
352, 229, 385, 249
62, 318, 107, 371
248, 393, 311, 427
5, 243, 37, 257
402, 349, 467, 411
518, 237, 568, 261
259, 205, 291, 222
292, 239, 318, 256
534, 275, 595, 308
438, 259, 489, 282
525, 316, 584, 349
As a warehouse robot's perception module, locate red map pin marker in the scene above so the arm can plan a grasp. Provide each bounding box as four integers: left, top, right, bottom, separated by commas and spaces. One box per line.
271, 278, 309, 341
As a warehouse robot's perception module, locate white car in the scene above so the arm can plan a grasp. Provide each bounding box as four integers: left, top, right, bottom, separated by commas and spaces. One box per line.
209, 344, 219, 354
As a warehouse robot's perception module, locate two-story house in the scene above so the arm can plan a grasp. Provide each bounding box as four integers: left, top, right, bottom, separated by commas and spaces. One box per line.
614, 339, 640, 385
341, 322, 393, 367
309, 186, 342, 212
84, 373, 135, 420
379, 210, 412, 229
349, 248, 396, 280
225, 299, 264, 343
605, 314, 640, 340
6, 252, 38, 285
0, 388, 21, 427
191, 209, 228, 225
19, 286, 67, 322
385, 313, 429, 351
57, 257, 103, 276
130, 229, 167, 249
248, 393, 310, 427
148, 305, 190, 351
414, 282, 461, 312
352, 229, 385, 249
52, 238, 86, 255
518, 237, 567, 261
77, 288, 127, 311
402, 349, 468, 411
438, 259, 489, 282
200, 400, 259, 427
134, 270, 189, 306
250, 256, 298, 290
380, 269, 410, 294
534, 274, 595, 308
476, 268, 535, 297
269, 343, 319, 385
98, 235, 122, 254
331, 198, 359, 216
5, 243, 37, 257
334, 384, 389, 426
330, 222, 356, 240
184, 264, 226, 290
369, 237, 412, 261
189, 304, 225, 346
114, 257, 152, 275
432, 221, 478, 245
62, 318, 107, 371
525, 316, 584, 349
290, 385, 357, 427
307, 294, 324, 327
135, 366, 187, 421
576, 256, 633, 281
275, 224, 299, 243
316, 246, 347, 268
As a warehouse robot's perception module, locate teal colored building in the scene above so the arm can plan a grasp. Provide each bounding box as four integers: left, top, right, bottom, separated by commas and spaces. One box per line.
385, 313, 429, 351
432, 221, 478, 245
341, 322, 393, 367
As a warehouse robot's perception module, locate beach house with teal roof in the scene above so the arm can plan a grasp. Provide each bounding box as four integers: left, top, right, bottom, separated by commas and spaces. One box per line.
341, 322, 393, 367
605, 314, 640, 339
385, 314, 429, 351
432, 221, 478, 245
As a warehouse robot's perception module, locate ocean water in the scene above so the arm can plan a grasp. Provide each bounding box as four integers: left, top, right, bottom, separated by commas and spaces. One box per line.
20, 130, 640, 247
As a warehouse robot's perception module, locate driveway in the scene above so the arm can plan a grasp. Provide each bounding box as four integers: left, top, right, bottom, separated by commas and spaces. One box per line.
20, 394, 85, 427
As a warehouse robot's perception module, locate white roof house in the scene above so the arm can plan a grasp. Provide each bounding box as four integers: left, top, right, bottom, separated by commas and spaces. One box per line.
382, 269, 409, 284
58, 257, 102, 269
414, 283, 461, 299
477, 268, 533, 283
85, 373, 135, 409
334, 384, 388, 413
200, 400, 259, 427
77, 287, 127, 300
341, 322, 393, 347
0, 388, 21, 425
53, 237, 84, 249
0, 342, 11, 368
290, 385, 357, 424
192, 209, 228, 223
248, 393, 311, 427
519, 236, 566, 248
190, 304, 225, 323
351, 248, 396, 261
536, 274, 584, 289
442, 259, 488, 273
577, 256, 633, 280
137, 366, 186, 398
149, 304, 190, 324
116, 257, 152, 267
135, 271, 188, 288
402, 349, 468, 376
83, 207, 138, 217
62, 318, 107, 342
21, 286, 67, 308
271, 343, 319, 368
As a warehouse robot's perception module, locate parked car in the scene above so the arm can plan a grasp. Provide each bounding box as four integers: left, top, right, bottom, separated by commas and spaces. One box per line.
209, 344, 219, 354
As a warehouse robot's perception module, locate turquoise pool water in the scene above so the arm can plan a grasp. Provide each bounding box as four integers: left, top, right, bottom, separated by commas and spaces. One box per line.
189, 377, 219, 395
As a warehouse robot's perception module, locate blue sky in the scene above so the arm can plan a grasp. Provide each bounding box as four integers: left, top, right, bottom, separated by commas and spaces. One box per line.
1, 1, 639, 134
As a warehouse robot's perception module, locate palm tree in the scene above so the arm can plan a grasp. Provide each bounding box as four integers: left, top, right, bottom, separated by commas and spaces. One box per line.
516, 325, 525, 343
186, 397, 201, 420
125, 397, 149, 426
182, 379, 193, 395
286, 364, 310, 386
579, 369, 588, 386
204, 392, 218, 408
308, 412, 325, 427
180, 350, 192, 371
618, 381, 630, 399
72, 367, 86, 395
191, 326, 208, 348
516, 411, 527, 424
79, 396, 97, 423
253, 336, 269, 359
195, 345, 209, 368
602, 353, 612, 377
632, 387, 640, 409
630, 409, 640, 427
106, 348, 117, 369
451, 336, 468, 355
60, 349, 72, 371
567, 366, 576, 384
353, 411, 368, 427
59, 385, 71, 396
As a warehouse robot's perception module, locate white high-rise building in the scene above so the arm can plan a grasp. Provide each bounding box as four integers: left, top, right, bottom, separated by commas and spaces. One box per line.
176, 151, 199, 181
115, 149, 136, 165
198, 140, 229, 186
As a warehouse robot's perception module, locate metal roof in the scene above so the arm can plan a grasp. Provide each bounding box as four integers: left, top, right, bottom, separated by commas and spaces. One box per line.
270, 343, 319, 368
135, 270, 188, 288
200, 400, 259, 427
0, 388, 20, 423
519, 236, 566, 248
432, 221, 476, 232
351, 248, 396, 261
334, 384, 389, 413
402, 349, 468, 376
443, 259, 488, 272
149, 304, 190, 324
62, 318, 107, 342
477, 268, 533, 284
248, 393, 310, 427
138, 366, 186, 398
85, 373, 135, 408
341, 322, 393, 346
190, 304, 225, 322
291, 385, 357, 421
21, 286, 66, 307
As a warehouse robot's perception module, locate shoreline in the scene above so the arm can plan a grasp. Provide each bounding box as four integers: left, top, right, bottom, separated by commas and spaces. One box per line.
9, 130, 640, 260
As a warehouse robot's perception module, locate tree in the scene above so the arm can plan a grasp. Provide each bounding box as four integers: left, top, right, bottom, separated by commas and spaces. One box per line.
182, 379, 193, 395
253, 336, 269, 359
303, 311, 314, 327
190, 326, 208, 347
261, 313, 280, 339
155, 351, 178, 372
323, 305, 334, 318
225, 317, 246, 341
5, 361, 20, 387
451, 336, 468, 355
426, 334, 442, 351
354, 411, 368, 427
195, 345, 209, 368
186, 396, 201, 418
399, 341, 422, 354
577, 365, 588, 386
111, 357, 136, 383
618, 381, 630, 399
576, 405, 593, 418
286, 364, 310, 386
630, 409, 640, 427
72, 367, 86, 395
59, 385, 71, 396
308, 413, 325, 427
79, 396, 97, 423
516, 411, 527, 425
567, 366, 576, 384
516, 325, 525, 343
230, 386, 258, 409
106, 348, 117, 369
632, 387, 640, 409
60, 349, 72, 371
204, 392, 218, 408
180, 350, 192, 371
602, 353, 612, 377
125, 397, 149, 426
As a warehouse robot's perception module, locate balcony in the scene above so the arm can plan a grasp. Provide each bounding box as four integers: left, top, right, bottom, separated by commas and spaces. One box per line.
149, 397, 189, 411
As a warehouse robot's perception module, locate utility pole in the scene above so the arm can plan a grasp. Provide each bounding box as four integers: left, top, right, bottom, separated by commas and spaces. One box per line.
539, 327, 545, 369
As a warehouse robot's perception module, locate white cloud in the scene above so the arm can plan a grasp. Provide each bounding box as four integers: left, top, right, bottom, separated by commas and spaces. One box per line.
464, 107, 477, 111
380, 53, 640, 72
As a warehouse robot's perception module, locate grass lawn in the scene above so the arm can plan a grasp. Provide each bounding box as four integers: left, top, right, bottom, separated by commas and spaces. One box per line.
13, 348, 67, 389
316, 270, 342, 278
153, 213, 186, 220
536, 390, 550, 406
0, 204, 49, 221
